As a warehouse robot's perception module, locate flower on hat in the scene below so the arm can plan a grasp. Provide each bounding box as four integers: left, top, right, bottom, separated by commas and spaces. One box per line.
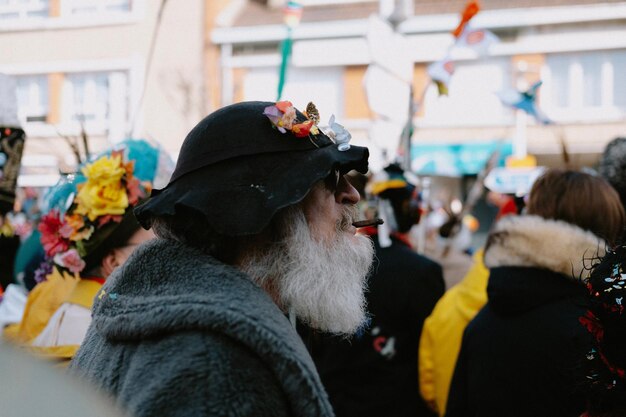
264, 101, 297, 133
291, 120, 316, 138
34, 260, 53, 284
264, 100, 320, 137
74, 153, 129, 221
325, 115, 352, 151
38, 210, 70, 257
53, 249, 86, 274
34, 152, 150, 280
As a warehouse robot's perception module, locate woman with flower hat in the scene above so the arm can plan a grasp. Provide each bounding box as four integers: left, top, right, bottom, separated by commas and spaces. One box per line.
4, 140, 170, 363
27, 150, 155, 361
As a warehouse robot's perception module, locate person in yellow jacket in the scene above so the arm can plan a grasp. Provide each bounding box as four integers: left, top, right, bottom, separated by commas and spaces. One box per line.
418, 249, 489, 416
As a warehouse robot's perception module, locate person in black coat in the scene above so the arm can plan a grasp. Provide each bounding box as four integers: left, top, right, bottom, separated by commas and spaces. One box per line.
446, 169, 626, 417
310, 164, 445, 417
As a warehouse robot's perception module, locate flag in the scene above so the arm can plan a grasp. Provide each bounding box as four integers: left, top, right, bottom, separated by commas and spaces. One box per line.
428, 59, 455, 96
452, 0, 480, 39
497, 81, 552, 125
277, 1, 303, 100
455, 27, 498, 56
283, 1, 303, 28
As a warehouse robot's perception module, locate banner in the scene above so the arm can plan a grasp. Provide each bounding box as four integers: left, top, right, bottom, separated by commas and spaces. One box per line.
0, 127, 26, 215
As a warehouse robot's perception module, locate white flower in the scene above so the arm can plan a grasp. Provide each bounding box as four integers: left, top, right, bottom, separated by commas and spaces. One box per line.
325, 115, 352, 151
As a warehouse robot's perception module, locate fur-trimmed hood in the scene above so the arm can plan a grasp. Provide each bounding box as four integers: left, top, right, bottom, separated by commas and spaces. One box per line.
484, 215, 606, 279
483, 215, 604, 315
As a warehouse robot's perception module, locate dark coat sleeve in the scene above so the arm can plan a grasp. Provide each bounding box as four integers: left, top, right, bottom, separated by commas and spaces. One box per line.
74, 330, 292, 417
414, 260, 445, 320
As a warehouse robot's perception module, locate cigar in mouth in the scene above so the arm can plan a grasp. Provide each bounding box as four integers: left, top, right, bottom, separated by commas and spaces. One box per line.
352, 218, 384, 228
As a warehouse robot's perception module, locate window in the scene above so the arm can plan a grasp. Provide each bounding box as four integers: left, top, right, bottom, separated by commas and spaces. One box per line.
64, 73, 109, 126
548, 55, 569, 108
60, 0, 130, 16
544, 51, 626, 120
614, 52, 626, 108
0, 0, 48, 20
580, 54, 602, 107
16, 75, 49, 124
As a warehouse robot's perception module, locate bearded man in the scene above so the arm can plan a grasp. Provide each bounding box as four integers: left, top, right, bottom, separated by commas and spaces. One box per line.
70, 101, 375, 417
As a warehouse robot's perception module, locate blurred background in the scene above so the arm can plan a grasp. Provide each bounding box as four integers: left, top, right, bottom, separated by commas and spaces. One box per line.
0, 0, 625, 246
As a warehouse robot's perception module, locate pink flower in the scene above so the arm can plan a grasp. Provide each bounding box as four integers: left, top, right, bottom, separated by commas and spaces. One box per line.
98, 214, 123, 227
264, 101, 297, 133
53, 249, 86, 274
59, 223, 74, 239
126, 176, 145, 205
264, 105, 287, 133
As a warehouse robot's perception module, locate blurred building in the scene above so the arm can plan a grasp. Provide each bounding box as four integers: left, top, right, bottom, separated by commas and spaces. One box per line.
2, 0, 624, 185
0, 0, 205, 181
210, 0, 626, 173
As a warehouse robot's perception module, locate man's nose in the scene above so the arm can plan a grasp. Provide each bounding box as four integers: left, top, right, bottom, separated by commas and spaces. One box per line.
335, 176, 360, 205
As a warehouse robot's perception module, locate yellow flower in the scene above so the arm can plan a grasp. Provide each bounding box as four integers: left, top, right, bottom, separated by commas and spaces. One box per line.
74, 155, 129, 221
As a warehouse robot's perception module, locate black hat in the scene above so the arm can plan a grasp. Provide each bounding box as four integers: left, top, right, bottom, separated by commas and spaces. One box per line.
135, 101, 369, 236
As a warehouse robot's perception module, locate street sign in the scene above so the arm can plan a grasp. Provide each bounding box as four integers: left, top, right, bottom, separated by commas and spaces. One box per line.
364, 65, 410, 123
366, 15, 413, 83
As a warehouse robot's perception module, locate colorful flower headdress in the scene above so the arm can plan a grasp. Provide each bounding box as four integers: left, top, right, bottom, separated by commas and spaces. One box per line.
263, 100, 352, 151
36, 151, 151, 278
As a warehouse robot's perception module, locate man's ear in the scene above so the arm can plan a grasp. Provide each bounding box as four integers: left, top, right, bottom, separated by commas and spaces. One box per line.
100, 250, 119, 278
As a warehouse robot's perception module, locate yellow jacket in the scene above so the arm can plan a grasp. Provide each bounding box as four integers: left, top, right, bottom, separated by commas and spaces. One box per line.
3, 268, 79, 344
418, 249, 489, 416
27, 278, 103, 363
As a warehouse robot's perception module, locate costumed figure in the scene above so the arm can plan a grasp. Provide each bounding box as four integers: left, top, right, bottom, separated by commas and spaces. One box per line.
69, 101, 375, 417
4, 140, 167, 363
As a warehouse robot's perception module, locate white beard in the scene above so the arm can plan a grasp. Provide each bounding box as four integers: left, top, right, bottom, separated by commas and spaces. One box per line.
240, 206, 374, 335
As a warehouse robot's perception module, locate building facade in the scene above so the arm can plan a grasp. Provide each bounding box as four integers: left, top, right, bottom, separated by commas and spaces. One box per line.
210, 0, 626, 173
0, 0, 206, 182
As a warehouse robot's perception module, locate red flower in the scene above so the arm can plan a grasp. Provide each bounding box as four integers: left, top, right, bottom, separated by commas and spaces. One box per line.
38, 210, 70, 257
291, 120, 314, 138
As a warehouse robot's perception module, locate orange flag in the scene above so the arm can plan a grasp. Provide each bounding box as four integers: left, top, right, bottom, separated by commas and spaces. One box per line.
452, 0, 480, 38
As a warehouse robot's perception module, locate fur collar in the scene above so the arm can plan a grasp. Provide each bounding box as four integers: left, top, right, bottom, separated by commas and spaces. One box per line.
484, 215, 606, 279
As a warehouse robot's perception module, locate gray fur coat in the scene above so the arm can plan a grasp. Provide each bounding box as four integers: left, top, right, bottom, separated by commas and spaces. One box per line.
70, 239, 335, 417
